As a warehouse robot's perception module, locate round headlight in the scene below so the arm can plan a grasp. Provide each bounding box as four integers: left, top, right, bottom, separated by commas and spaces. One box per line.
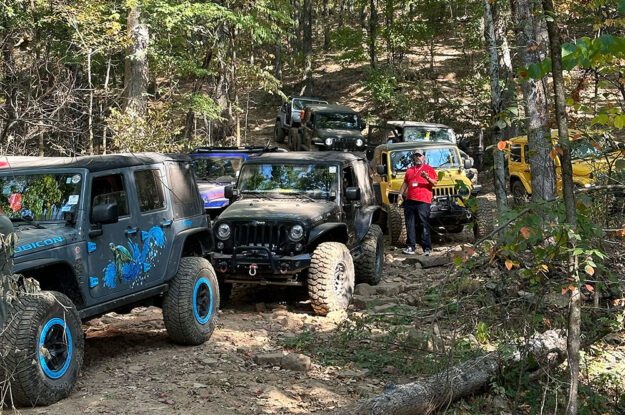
324, 137, 334, 146
217, 223, 231, 240
289, 224, 304, 241
355, 138, 364, 147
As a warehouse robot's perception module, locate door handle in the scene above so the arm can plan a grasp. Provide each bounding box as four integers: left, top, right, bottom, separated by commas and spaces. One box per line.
125, 226, 139, 236
161, 219, 173, 228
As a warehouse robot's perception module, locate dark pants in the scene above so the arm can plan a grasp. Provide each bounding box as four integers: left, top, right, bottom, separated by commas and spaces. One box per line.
404, 200, 431, 251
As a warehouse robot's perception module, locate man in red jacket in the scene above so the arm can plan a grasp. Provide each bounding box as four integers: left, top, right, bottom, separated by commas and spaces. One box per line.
399, 150, 438, 256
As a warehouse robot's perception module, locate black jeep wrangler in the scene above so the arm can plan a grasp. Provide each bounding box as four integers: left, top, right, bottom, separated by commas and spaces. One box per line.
290, 104, 367, 152
0, 154, 219, 406
211, 152, 384, 315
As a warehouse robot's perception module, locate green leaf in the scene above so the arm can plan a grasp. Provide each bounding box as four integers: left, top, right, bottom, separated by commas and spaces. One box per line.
615, 159, 625, 172
527, 63, 544, 79
614, 115, 625, 129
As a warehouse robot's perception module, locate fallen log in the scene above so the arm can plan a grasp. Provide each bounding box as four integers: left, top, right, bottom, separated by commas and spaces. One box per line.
332, 330, 567, 415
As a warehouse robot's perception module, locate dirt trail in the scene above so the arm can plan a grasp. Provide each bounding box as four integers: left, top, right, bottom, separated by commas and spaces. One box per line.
14, 239, 463, 415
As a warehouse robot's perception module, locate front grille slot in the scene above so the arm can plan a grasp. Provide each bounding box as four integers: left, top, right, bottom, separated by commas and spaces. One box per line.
329, 137, 361, 151
233, 222, 290, 249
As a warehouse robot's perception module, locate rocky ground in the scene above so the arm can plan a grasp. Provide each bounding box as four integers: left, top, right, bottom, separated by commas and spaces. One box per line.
14, 239, 468, 415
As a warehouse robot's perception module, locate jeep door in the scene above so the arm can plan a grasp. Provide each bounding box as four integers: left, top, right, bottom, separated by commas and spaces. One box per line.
86, 171, 138, 298
128, 166, 175, 287
341, 164, 359, 246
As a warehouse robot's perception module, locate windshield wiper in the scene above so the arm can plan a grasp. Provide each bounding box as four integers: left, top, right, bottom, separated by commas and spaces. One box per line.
11, 216, 45, 229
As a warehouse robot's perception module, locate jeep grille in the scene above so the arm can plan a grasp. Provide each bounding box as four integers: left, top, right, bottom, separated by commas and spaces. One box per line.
328, 137, 361, 151
233, 222, 291, 249
433, 186, 458, 197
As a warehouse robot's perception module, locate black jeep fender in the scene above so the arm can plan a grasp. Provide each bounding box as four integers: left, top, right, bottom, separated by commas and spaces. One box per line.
355, 205, 383, 242
307, 223, 349, 251
164, 228, 212, 281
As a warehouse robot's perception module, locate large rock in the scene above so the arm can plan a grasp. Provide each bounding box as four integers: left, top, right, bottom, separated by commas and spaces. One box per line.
280, 353, 311, 372
354, 283, 376, 297
253, 352, 286, 367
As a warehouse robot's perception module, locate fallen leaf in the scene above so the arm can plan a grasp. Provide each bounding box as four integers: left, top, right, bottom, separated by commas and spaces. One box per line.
584, 284, 594, 292
505, 259, 514, 270
520, 227, 531, 239
584, 264, 595, 275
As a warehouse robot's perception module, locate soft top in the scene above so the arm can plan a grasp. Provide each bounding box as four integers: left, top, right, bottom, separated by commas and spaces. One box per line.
0, 153, 190, 172
190, 146, 286, 155
244, 151, 364, 164
303, 104, 358, 114
384, 121, 452, 129
376, 141, 459, 152
289, 96, 327, 102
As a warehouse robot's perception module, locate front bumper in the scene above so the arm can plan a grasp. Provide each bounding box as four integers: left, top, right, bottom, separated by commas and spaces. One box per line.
211, 246, 311, 282
430, 196, 473, 227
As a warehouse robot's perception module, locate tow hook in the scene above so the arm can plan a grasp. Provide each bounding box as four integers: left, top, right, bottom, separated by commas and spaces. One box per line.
279, 263, 289, 274
249, 263, 258, 277
218, 261, 228, 273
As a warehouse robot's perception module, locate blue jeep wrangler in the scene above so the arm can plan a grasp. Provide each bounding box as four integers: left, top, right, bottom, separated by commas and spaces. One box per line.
0, 153, 219, 406
190, 146, 287, 218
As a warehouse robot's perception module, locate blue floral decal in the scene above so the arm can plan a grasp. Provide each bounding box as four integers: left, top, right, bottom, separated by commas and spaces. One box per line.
103, 226, 166, 288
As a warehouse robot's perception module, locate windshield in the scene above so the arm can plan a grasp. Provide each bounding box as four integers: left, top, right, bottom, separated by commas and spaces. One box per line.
0, 172, 82, 221
403, 127, 456, 143
570, 137, 620, 160
238, 163, 338, 199
293, 99, 325, 110
390, 148, 461, 172
193, 156, 245, 182
315, 113, 360, 130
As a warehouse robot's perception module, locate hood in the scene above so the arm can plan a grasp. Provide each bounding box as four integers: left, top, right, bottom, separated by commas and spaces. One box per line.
316, 128, 364, 140
218, 198, 338, 224
196, 182, 231, 209
571, 151, 623, 177
13, 226, 77, 258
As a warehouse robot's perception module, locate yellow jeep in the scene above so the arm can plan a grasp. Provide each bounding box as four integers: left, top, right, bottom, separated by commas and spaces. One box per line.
506, 132, 625, 204
371, 142, 485, 245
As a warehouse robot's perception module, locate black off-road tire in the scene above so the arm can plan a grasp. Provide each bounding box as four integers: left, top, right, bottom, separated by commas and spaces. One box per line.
274, 121, 285, 144
163, 257, 219, 346
473, 197, 495, 241
387, 204, 407, 247
307, 242, 355, 316
512, 180, 530, 206
2, 291, 84, 407
355, 224, 384, 285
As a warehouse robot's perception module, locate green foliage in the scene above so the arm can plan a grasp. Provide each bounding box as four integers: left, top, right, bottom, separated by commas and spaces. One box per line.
364, 67, 399, 108
329, 27, 368, 65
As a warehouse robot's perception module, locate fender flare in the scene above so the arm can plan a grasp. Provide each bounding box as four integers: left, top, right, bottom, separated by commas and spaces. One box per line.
308, 223, 349, 247
165, 228, 212, 280
356, 206, 382, 242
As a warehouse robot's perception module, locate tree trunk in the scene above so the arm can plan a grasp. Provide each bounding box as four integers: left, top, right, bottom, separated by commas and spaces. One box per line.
301, 0, 313, 95
0, 36, 17, 148
274, 42, 282, 81
368, 0, 378, 68
385, 0, 395, 65
322, 0, 331, 51
483, 0, 509, 216
541, 0, 579, 413
333, 330, 567, 415
510, 0, 556, 202
123, 4, 149, 127
184, 48, 213, 140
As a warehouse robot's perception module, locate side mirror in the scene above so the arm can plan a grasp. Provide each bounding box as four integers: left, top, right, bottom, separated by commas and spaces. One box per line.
224, 185, 239, 200
464, 158, 474, 170
376, 164, 387, 176
345, 187, 361, 201
91, 202, 119, 225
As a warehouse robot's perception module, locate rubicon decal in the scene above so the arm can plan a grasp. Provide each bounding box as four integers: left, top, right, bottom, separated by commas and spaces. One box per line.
15, 237, 64, 254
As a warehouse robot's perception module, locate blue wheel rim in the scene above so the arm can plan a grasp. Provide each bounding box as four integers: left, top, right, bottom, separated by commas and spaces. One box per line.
193, 277, 214, 325
38, 317, 73, 379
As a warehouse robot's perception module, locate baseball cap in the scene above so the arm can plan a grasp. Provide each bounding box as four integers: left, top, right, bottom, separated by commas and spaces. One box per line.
412, 150, 424, 157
